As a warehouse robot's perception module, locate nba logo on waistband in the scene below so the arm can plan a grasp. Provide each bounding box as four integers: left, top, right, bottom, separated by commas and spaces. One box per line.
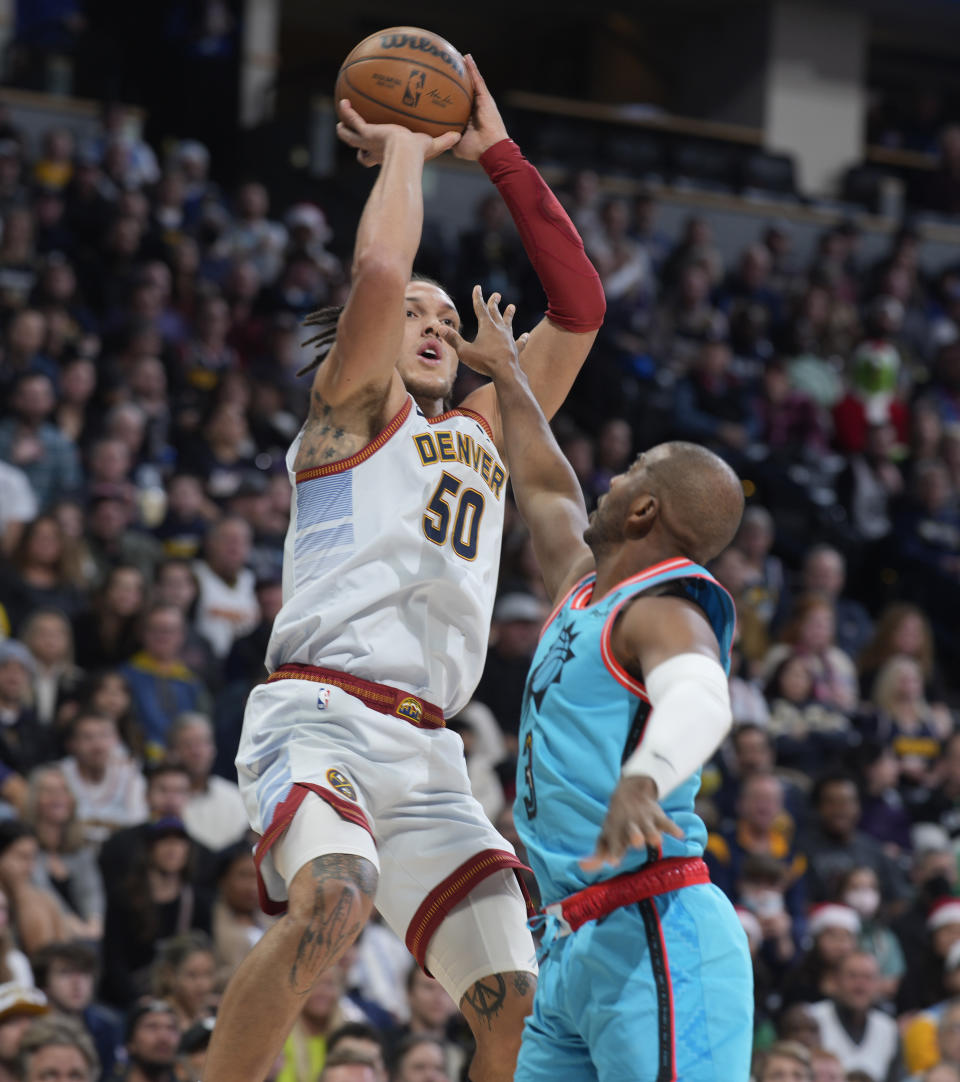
397, 697, 423, 723
317, 686, 332, 710
326, 768, 357, 800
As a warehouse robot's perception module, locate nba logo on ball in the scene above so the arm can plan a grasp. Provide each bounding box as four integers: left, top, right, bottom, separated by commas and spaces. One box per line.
317, 686, 332, 710
397, 697, 423, 724
326, 769, 357, 801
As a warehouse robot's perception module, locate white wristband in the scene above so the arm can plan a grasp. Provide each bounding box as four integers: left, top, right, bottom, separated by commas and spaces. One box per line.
621, 653, 732, 800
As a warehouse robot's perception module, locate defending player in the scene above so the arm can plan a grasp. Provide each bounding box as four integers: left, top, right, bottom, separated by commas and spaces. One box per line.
203, 59, 605, 1082
440, 290, 753, 1082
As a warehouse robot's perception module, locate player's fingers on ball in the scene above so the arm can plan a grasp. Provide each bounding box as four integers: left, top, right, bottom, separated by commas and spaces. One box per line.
464, 54, 490, 96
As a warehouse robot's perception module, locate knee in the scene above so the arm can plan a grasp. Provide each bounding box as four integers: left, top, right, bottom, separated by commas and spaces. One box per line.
283, 854, 378, 982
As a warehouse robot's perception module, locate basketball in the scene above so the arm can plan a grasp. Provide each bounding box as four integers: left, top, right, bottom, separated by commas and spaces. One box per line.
334, 27, 474, 137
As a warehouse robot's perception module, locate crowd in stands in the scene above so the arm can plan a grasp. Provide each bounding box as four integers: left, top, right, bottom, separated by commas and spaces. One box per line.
1, 79, 960, 1082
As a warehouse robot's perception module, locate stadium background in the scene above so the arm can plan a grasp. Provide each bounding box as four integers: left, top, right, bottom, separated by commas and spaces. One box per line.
2, 1, 960, 1080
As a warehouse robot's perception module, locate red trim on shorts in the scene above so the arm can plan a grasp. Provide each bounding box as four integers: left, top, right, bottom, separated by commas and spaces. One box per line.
295, 398, 412, 481
405, 849, 530, 971
267, 664, 445, 729
426, 406, 495, 443
253, 782, 374, 916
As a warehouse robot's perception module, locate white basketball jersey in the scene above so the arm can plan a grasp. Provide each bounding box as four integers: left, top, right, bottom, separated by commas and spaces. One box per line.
265, 397, 507, 716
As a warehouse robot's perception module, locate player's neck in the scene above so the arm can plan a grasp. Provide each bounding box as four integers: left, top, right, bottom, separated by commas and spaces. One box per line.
591, 540, 685, 602
413, 392, 448, 418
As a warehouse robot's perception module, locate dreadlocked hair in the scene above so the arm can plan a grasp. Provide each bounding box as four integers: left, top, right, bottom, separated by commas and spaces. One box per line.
296, 305, 344, 377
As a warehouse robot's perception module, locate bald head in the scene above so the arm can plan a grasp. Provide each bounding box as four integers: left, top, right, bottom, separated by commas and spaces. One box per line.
644, 442, 744, 563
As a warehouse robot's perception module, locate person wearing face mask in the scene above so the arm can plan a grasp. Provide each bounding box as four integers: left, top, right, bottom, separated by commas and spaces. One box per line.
840, 865, 906, 1005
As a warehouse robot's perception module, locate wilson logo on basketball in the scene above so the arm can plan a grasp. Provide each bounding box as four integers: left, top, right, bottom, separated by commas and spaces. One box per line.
379, 33, 465, 76
396, 697, 424, 723
325, 769, 357, 801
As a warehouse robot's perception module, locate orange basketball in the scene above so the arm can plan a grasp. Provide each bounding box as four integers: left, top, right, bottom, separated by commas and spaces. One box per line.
334, 27, 473, 137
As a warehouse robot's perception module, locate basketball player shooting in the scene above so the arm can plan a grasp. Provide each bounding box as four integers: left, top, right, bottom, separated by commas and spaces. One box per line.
440, 289, 753, 1082
202, 57, 605, 1082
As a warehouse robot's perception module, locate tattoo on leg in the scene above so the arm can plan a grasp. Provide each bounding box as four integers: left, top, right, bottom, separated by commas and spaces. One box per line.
512, 972, 532, 997
288, 854, 377, 993
463, 975, 507, 1030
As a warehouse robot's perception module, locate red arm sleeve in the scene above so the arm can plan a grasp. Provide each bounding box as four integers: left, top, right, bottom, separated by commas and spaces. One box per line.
479, 138, 606, 333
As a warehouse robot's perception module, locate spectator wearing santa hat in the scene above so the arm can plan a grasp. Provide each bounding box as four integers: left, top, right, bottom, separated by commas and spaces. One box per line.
781, 904, 861, 1009
900, 899, 960, 1016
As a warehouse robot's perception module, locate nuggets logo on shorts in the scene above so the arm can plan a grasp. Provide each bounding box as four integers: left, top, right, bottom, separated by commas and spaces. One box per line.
397, 697, 423, 724
325, 769, 357, 800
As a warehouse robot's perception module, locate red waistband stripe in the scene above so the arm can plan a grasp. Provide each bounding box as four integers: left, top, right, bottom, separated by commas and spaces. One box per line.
267, 664, 445, 729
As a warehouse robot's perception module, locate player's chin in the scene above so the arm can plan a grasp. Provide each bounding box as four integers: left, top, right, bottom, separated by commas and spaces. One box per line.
403, 371, 456, 401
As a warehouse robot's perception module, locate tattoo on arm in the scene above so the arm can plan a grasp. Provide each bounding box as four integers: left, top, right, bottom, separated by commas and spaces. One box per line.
512, 972, 532, 997
289, 854, 377, 993
462, 975, 507, 1030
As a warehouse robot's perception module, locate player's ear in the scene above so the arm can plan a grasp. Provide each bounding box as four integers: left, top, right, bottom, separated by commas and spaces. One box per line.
623, 493, 658, 540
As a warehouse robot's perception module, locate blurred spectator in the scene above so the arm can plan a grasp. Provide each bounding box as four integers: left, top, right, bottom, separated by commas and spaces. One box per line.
59, 711, 147, 846
765, 597, 858, 714
326, 1025, 387, 1082
834, 341, 910, 455
151, 931, 215, 1030
800, 545, 873, 660
0, 639, 57, 774
673, 337, 757, 459
648, 261, 727, 373
72, 564, 146, 672
191, 518, 257, 662
0, 984, 48, 1082
100, 817, 211, 1008
836, 420, 904, 545
31, 941, 123, 1078
218, 183, 285, 285
120, 605, 210, 760
913, 733, 960, 847
753, 359, 828, 459
752, 1040, 814, 1082
0, 461, 37, 557
802, 773, 910, 905
455, 194, 522, 310
900, 900, 960, 1016
211, 844, 271, 983
385, 972, 464, 1082
18, 1013, 101, 1082
167, 713, 245, 851
0, 821, 73, 955
24, 765, 104, 939
902, 987, 960, 1078
863, 657, 953, 789
896, 460, 960, 581
388, 1034, 450, 1082
840, 865, 906, 1002
781, 903, 860, 1008
858, 604, 944, 704
854, 742, 912, 853
764, 653, 852, 773
707, 772, 806, 927
153, 479, 212, 561
83, 490, 161, 590
116, 999, 180, 1082
807, 951, 904, 1080
0, 514, 86, 632
277, 966, 367, 1082
20, 608, 83, 731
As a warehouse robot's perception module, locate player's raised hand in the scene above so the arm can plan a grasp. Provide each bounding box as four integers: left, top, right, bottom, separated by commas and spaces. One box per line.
454, 55, 509, 161
581, 776, 684, 871
438, 286, 524, 377
336, 99, 461, 167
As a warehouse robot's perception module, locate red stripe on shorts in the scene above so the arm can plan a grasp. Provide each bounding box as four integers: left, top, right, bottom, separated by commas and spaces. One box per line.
406, 848, 531, 972
253, 782, 375, 916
